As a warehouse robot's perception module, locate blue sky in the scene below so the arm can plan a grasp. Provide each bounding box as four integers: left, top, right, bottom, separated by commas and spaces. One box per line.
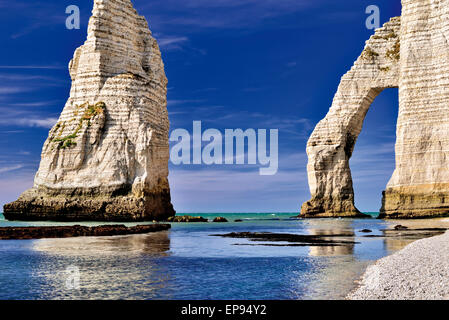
0, 0, 402, 213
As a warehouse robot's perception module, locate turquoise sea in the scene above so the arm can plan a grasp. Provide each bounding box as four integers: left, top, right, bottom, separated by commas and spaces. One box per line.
0, 212, 444, 300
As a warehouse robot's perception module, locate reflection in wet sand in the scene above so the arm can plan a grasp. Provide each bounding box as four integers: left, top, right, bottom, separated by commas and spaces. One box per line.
302, 221, 368, 299
381, 218, 449, 252
33, 231, 171, 256
306, 220, 355, 257
30, 232, 172, 300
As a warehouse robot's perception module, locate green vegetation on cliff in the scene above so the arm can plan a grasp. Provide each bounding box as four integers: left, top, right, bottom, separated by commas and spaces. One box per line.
52, 102, 105, 149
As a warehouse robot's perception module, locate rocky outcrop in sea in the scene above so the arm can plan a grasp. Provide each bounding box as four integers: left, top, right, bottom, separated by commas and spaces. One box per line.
4, 0, 175, 221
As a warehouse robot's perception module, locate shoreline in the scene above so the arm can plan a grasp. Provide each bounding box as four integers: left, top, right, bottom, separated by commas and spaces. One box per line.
347, 230, 449, 300
0, 213, 447, 299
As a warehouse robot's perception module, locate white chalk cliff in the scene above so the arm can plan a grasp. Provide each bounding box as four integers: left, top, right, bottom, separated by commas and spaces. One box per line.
302, 0, 449, 219
4, 0, 175, 221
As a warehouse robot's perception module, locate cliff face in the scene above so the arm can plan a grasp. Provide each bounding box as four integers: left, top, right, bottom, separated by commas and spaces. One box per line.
380, 0, 449, 218
4, 0, 175, 221
302, 0, 449, 219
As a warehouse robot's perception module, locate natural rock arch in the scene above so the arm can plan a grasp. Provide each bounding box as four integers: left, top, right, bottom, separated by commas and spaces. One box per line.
303, 0, 449, 219
300, 17, 401, 217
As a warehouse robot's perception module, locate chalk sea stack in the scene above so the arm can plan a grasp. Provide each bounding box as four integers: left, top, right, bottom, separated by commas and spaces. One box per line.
301, 0, 449, 219
4, 0, 175, 221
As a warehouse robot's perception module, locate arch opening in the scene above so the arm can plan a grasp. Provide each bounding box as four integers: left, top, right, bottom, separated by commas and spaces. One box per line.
350, 88, 399, 214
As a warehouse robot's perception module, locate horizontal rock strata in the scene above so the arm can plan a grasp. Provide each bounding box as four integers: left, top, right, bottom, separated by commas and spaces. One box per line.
380, 0, 449, 219
4, 0, 175, 221
0, 224, 170, 240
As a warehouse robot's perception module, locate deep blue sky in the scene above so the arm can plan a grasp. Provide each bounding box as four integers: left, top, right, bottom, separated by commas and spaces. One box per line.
0, 0, 402, 213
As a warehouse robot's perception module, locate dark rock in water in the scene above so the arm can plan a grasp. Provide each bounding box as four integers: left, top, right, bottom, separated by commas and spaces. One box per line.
233, 243, 340, 247
211, 232, 358, 246
363, 227, 447, 240
213, 217, 228, 223
394, 225, 409, 230
234, 219, 243, 222
385, 227, 447, 232
0, 224, 170, 240
360, 229, 372, 233
167, 215, 208, 223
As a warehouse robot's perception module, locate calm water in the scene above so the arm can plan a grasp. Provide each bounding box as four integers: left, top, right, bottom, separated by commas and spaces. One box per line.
1, 212, 447, 300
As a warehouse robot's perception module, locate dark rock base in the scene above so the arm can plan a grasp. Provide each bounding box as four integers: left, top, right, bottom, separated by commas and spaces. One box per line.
0, 224, 171, 240
3, 188, 175, 222
379, 187, 449, 219
300, 197, 371, 218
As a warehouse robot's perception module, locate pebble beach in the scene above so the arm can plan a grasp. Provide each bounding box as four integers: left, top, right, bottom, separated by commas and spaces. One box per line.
348, 230, 449, 300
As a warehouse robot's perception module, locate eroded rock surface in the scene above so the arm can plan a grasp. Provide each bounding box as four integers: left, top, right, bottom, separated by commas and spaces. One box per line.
4, 0, 175, 221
